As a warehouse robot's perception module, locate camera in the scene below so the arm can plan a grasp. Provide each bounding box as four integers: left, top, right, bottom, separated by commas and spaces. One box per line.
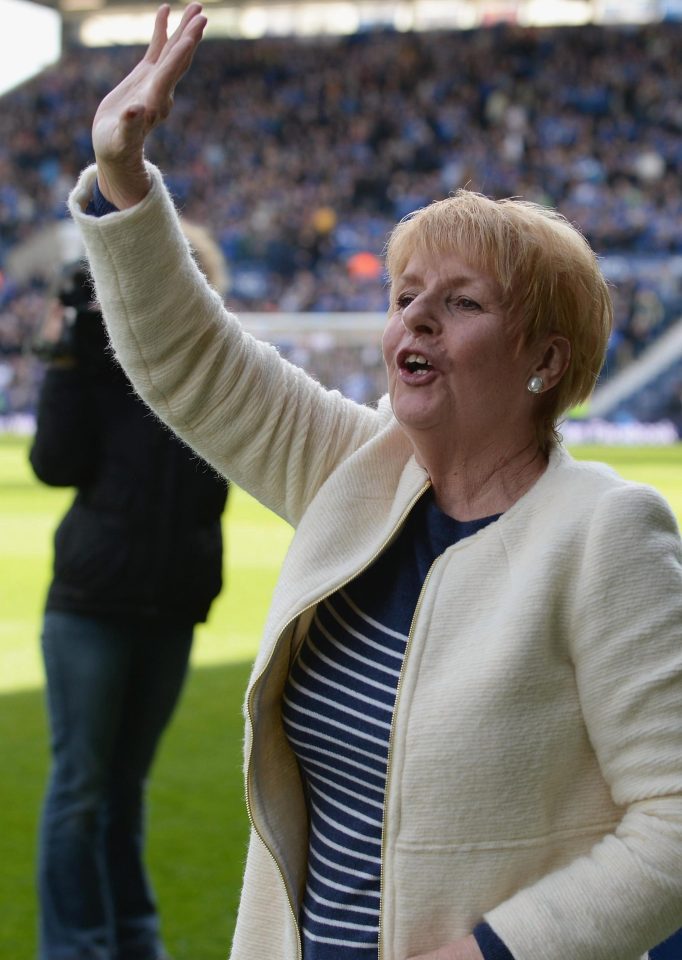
32, 261, 102, 364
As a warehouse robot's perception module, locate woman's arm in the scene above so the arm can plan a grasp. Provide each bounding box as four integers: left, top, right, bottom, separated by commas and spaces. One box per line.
70, 163, 382, 524
479, 483, 682, 960
69, 7, 383, 523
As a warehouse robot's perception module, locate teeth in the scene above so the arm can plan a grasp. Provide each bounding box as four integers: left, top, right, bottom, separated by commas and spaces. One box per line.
404, 353, 432, 374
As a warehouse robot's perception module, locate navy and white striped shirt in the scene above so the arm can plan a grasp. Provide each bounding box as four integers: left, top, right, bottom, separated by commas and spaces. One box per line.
282, 490, 510, 960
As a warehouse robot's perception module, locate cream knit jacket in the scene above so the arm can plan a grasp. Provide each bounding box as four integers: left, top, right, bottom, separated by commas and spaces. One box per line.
69, 164, 682, 960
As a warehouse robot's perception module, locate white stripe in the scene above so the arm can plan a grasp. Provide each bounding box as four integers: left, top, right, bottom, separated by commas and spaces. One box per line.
312, 615, 402, 678
282, 693, 389, 749
282, 710, 389, 764
288, 746, 385, 797
323, 599, 406, 660
311, 824, 381, 879
338, 589, 409, 641
287, 674, 392, 731
309, 842, 378, 882
308, 852, 381, 892
303, 903, 378, 933
307, 768, 385, 810
283, 726, 387, 779
307, 885, 378, 916
303, 929, 377, 948
297, 657, 394, 716
307, 631, 399, 696
311, 797, 382, 843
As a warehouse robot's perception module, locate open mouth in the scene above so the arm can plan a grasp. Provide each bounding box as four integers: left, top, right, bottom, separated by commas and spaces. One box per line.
402, 352, 434, 375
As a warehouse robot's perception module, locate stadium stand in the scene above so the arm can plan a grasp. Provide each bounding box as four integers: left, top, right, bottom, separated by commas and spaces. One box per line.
2, 21, 682, 431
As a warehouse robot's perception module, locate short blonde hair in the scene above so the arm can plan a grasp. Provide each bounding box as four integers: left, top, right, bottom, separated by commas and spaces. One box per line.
384, 190, 613, 449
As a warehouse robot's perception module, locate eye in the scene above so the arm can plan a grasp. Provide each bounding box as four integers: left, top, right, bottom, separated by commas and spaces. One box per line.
450, 295, 481, 312
395, 292, 415, 309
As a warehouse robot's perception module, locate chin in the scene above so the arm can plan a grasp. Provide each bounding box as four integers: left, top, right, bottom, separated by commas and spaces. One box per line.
392, 401, 443, 435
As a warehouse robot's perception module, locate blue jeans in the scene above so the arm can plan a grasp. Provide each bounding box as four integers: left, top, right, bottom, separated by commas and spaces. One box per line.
38, 610, 194, 960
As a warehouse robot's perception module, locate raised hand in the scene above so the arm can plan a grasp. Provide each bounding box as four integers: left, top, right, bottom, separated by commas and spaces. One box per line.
92, 2, 207, 209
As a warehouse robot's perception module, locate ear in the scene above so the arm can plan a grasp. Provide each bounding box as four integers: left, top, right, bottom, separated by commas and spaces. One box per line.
531, 334, 571, 391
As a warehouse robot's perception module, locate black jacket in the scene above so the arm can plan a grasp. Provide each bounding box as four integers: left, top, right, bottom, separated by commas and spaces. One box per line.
30, 314, 228, 624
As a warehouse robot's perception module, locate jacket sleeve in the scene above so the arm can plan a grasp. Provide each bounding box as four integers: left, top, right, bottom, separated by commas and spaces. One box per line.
484, 482, 682, 960
29, 365, 98, 487
68, 163, 384, 527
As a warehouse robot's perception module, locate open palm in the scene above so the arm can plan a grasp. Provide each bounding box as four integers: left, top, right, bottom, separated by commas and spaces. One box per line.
92, 2, 206, 206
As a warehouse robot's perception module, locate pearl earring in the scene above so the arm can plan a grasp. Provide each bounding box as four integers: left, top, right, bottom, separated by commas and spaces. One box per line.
527, 375, 544, 394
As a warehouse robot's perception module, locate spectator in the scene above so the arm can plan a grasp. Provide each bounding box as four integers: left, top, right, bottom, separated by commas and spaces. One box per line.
29, 222, 230, 960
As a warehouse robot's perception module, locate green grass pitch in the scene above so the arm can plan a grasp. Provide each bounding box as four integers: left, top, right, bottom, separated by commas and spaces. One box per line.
1, 433, 680, 959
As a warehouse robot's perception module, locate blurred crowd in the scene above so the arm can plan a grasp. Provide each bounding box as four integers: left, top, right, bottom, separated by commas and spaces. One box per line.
2, 21, 682, 423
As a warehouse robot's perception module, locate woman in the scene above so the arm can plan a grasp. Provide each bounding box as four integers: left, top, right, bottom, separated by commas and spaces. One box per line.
30, 227, 229, 960
67, 6, 682, 960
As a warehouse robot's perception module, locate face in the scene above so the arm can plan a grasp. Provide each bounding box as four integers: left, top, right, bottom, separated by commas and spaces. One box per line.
382, 247, 541, 456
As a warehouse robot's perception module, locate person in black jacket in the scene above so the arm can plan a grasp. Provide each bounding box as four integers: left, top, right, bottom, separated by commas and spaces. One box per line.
30, 224, 229, 960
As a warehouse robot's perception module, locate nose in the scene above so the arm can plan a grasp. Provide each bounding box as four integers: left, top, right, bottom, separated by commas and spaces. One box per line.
401, 293, 440, 336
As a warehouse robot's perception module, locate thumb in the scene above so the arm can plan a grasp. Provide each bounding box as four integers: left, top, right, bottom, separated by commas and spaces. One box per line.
122, 102, 148, 132
116, 102, 154, 157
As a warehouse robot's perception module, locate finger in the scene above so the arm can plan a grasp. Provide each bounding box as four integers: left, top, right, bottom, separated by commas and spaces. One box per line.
145, 4, 171, 63
163, 2, 204, 56
149, 19, 206, 98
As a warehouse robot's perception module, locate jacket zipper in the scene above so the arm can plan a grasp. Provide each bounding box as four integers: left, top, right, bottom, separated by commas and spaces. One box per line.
244, 480, 431, 960
377, 553, 440, 960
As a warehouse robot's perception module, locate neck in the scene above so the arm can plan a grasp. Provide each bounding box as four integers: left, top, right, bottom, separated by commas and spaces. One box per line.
415, 436, 549, 520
